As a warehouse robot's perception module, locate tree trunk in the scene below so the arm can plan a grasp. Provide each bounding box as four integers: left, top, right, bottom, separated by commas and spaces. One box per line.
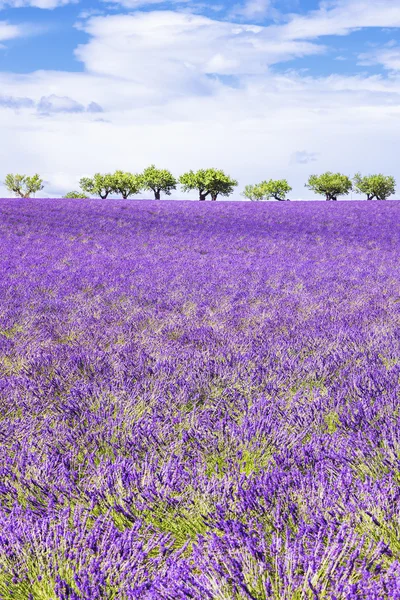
155, 190, 161, 200
199, 192, 207, 201
211, 193, 218, 201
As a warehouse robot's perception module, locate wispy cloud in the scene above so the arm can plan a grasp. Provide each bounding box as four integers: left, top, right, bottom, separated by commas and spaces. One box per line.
290, 150, 319, 165
37, 94, 104, 114
0, 0, 78, 7
0, 20, 24, 41
229, 0, 274, 21
0, 95, 34, 108
280, 0, 400, 40
358, 45, 400, 72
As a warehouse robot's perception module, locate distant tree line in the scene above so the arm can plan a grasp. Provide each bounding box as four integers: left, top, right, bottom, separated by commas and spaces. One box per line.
3, 169, 396, 201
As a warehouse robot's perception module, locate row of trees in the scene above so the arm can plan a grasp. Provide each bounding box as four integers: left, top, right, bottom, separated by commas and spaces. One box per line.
3, 169, 397, 201
243, 173, 396, 201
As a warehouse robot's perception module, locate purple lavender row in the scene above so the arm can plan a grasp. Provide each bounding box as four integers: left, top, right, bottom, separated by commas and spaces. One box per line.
0, 199, 399, 599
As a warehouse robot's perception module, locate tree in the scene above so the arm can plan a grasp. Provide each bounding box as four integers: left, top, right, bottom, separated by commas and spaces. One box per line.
305, 172, 352, 201
179, 168, 238, 201
180, 169, 210, 201
113, 170, 142, 199
207, 170, 238, 201
258, 179, 292, 201
64, 191, 89, 199
140, 165, 177, 200
353, 173, 396, 200
79, 173, 115, 199
241, 183, 265, 201
5, 173, 44, 198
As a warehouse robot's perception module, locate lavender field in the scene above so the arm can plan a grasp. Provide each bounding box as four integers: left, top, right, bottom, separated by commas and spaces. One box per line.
0, 199, 399, 599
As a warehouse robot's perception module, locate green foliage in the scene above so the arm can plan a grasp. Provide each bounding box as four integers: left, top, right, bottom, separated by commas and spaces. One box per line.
353, 173, 396, 200
64, 191, 89, 199
112, 170, 142, 199
242, 180, 291, 201
79, 173, 115, 199
241, 184, 265, 201
179, 168, 237, 201
4, 173, 44, 198
305, 172, 353, 201
140, 164, 177, 200
259, 179, 292, 201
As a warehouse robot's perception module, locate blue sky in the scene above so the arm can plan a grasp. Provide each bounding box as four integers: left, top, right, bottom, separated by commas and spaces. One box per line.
0, 0, 399, 198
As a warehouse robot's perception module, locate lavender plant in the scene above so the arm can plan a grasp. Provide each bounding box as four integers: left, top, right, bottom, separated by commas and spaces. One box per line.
0, 199, 399, 599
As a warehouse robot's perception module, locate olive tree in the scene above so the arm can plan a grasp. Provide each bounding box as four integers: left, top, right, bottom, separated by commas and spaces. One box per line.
258, 179, 292, 201
64, 191, 89, 199
79, 173, 115, 199
241, 184, 265, 201
5, 174, 44, 198
179, 168, 238, 201
305, 172, 352, 201
140, 165, 177, 200
353, 173, 396, 200
113, 170, 142, 199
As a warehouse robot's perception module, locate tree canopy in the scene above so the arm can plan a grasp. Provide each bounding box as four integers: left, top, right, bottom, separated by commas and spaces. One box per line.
64, 191, 89, 199
241, 184, 265, 201
140, 165, 177, 200
259, 179, 292, 201
305, 172, 353, 201
79, 173, 115, 199
5, 173, 44, 198
353, 173, 396, 200
3, 168, 396, 202
113, 170, 142, 199
241, 180, 291, 201
179, 168, 237, 201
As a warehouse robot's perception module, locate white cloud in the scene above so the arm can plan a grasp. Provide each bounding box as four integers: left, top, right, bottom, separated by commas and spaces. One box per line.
0, 94, 34, 108
290, 150, 319, 165
229, 0, 273, 21
281, 0, 400, 40
38, 94, 86, 114
0, 0, 77, 7
359, 46, 400, 72
0, 21, 24, 41
73, 11, 325, 88
101, 0, 190, 8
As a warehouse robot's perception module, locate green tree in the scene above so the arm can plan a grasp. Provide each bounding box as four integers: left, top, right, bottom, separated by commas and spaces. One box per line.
79, 173, 115, 199
353, 173, 396, 200
305, 172, 352, 201
258, 179, 292, 201
179, 168, 237, 201
241, 183, 265, 201
113, 170, 142, 199
4, 173, 44, 198
140, 165, 177, 200
64, 191, 89, 199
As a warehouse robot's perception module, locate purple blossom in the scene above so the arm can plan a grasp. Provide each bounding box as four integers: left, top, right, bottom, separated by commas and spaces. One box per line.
0, 199, 400, 598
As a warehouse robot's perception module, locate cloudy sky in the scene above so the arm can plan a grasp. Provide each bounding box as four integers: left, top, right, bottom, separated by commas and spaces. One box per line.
0, 0, 399, 199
